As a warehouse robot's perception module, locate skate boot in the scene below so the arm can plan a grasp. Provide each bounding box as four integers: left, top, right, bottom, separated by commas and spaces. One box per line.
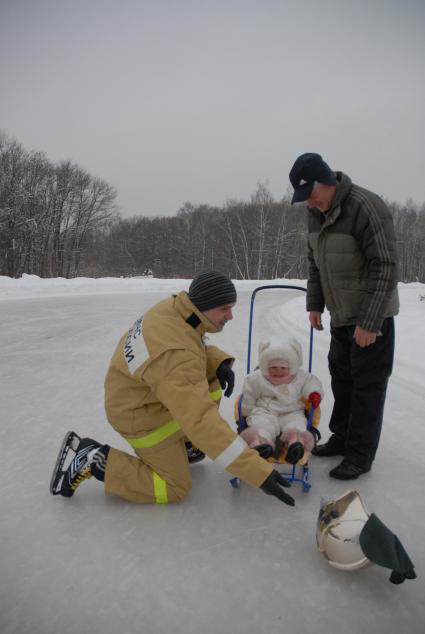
185, 441, 206, 464
50, 431, 109, 497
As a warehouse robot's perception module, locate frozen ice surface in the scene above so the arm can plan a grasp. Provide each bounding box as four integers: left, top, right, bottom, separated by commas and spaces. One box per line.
0, 278, 423, 634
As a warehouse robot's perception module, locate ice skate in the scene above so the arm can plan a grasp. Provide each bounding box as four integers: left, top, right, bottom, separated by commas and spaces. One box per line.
50, 431, 103, 497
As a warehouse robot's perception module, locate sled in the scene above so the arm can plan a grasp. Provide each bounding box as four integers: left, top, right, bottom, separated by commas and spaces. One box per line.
230, 284, 321, 492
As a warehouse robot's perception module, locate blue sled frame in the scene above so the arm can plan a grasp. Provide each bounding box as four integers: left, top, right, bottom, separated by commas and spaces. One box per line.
230, 284, 317, 493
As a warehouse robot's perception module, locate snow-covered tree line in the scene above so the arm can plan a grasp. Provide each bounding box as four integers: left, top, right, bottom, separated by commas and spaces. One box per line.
0, 132, 117, 278
79, 188, 425, 283
1, 132, 425, 281
93, 185, 309, 280
389, 200, 425, 283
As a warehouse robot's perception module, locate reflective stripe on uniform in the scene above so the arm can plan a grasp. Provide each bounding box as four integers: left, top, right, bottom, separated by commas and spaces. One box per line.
152, 471, 168, 503
126, 419, 181, 448
214, 436, 247, 469
209, 388, 222, 401
125, 388, 222, 448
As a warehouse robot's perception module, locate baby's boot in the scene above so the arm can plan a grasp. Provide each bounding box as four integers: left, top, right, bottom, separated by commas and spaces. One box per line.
299, 430, 315, 452
280, 429, 305, 464
240, 427, 274, 459
285, 441, 305, 464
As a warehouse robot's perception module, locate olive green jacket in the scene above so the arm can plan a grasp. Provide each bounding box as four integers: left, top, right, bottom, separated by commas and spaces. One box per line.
306, 172, 399, 332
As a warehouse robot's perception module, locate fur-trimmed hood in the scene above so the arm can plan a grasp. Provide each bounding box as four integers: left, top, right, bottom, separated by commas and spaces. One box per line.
258, 336, 303, 377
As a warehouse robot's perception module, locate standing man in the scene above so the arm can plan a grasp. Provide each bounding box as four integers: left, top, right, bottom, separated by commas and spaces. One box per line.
289, 153, 399, 480
50, 271, 294, 506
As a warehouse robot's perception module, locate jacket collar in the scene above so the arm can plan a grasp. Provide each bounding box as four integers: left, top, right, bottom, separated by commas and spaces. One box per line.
328, 171, 352, 213
313, 171, 352, 226
174, 291, 219, 335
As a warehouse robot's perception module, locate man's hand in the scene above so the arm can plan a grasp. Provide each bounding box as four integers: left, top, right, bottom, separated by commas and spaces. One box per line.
260, 470, 295, 506
309, 311, 323, 331
353, 326, 377, 348
216, 360, 235, 397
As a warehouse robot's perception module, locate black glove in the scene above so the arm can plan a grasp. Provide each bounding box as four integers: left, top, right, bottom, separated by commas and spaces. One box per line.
216, 361, 234, 397
261, 469, 295, 506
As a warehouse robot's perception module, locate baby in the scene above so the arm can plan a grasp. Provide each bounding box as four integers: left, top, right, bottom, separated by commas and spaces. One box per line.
240, 336, 323, 463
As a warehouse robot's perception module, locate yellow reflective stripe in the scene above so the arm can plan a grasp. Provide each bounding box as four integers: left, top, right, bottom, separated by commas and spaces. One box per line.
152, 471, 168, 504
210, 388, 222, 401
126, 419, 181, 448
126, 388, 221, 449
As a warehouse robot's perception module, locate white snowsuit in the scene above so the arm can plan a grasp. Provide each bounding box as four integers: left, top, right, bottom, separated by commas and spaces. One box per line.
242, 337, 323, 445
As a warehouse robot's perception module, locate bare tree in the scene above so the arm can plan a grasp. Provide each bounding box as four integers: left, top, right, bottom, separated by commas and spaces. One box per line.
2, 131, 424, 282
0, 132, 117, 277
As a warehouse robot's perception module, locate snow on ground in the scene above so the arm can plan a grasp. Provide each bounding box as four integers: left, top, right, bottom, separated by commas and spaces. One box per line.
1, 275, 424, 634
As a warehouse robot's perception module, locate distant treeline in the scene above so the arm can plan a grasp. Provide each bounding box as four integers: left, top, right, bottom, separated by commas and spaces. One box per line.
1, 132, 425, 282
0, 132, 117, 278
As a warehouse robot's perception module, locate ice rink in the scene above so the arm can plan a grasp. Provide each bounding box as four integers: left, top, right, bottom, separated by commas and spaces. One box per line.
1, 278, 423, 634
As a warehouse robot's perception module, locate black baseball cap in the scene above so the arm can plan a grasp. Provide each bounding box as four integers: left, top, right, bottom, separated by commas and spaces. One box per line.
289, 153, 336, 204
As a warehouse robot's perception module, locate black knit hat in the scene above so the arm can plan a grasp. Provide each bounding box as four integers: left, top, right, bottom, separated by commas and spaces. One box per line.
188, 271, 237, 311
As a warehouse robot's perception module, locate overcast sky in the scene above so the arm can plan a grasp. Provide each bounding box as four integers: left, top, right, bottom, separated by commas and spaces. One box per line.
1, 0, 424, 217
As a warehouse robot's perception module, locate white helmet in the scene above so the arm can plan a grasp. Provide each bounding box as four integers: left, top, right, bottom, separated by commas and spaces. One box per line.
316, 490, 370, 571
316, 490, 416, 583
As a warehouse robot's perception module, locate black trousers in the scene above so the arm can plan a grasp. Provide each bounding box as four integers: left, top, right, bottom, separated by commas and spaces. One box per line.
328, 317, 395, 468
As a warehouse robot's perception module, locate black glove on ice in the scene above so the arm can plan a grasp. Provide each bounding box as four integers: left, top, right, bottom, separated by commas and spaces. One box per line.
261, 470, 295, 507
216, 361, 234, 397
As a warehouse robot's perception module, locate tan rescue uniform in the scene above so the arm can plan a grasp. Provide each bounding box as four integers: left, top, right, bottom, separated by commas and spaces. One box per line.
104, 291, 272, 503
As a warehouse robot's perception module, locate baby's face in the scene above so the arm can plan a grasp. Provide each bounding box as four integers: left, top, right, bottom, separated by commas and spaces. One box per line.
268, 366, 290, 378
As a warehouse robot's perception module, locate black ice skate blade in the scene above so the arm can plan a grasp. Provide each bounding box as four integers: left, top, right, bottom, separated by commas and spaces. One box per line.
49, 431, 81, 495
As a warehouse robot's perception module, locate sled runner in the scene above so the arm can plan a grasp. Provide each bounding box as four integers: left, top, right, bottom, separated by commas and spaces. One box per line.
230, 284, 321, 492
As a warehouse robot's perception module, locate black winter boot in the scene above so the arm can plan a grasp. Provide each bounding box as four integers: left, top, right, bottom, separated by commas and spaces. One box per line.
286, 442, 305, 464
185, 442, 206, 464
311, 434, 345, 457
253, 443, 274, 460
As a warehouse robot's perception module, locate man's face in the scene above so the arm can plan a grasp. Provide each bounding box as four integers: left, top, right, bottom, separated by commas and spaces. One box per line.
203, 304, 235, 331
306, 183, 336, 212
